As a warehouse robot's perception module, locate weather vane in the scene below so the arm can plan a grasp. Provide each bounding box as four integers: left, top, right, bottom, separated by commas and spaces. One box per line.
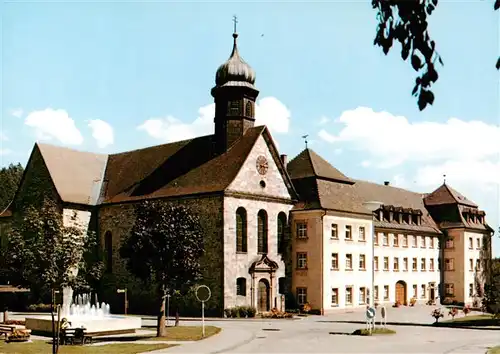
302, 134, 309, 149
232, 15, 238, 33
443, 174, 447, 184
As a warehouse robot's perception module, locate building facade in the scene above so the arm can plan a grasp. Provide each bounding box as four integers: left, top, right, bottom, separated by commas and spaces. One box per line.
286, 149, 493, 313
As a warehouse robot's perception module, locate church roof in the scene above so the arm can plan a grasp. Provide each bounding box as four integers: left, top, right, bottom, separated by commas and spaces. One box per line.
424, 183, 478, 207
286, 148, 353, 184
103, 126, 269, 203
37, 143, 108, 205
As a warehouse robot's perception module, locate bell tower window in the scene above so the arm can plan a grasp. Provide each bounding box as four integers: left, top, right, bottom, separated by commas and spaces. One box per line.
228, 100, 242, 116
245, 101, 254, 118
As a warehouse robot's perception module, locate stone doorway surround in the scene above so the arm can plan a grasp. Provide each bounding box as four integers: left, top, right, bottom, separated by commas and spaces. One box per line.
395, 280, 407, 305
249, 254, 279, 313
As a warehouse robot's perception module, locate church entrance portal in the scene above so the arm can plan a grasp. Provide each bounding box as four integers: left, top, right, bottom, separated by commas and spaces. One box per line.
395, 281, 407, 305
258, 279, 270, 312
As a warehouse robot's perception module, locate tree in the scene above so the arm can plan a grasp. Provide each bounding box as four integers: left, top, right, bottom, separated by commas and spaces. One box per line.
482, 257, 500, 318
5, 198, 103, 294
120, 201, 204, 337
0, 163, 24, 211
4, 197, 103, 353
372, 0, 500, 111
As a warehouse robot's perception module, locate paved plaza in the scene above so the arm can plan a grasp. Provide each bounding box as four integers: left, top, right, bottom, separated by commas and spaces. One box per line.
149, 306, 499, 354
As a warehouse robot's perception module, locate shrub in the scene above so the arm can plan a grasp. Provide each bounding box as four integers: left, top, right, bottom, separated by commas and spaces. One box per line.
286, 308, 299, 314
224, 308, 231, 318
246, 306, 257, 318
431, 308, 444, 323
448, 307, 458, 320
442, 297, 453, 305
224, 306, 256, 318
410, 297, 417, 306
261, 308, 294, 319
230, 307, 239, 318
26, 303, 52, 312
7, 329, 30, 342
393, 301, 401, 308
309, 309, 322, 315
300, 303, 311, 314
237, 306, 248, 318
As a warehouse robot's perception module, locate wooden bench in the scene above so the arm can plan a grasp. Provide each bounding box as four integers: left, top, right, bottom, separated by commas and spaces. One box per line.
0, 324, 16, 339
60, 327, 92, 345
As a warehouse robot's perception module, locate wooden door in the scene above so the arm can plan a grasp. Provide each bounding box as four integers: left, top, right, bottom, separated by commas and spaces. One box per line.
395, 282, 405, 304
258, 280, 269, 312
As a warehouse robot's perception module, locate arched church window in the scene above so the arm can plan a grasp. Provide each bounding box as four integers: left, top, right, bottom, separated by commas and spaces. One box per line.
245, 101, 253, 117
277, 212, 287, 254
236, 277, 247, 296
236, 207, 247, 253
257, 210, 268, 254
104, 231, 113, 273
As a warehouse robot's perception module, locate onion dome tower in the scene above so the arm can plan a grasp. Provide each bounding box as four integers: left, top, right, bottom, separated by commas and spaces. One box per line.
211, 17, 259, 154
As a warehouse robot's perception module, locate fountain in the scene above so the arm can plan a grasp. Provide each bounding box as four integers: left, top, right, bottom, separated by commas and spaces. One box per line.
25, 289, 141, 336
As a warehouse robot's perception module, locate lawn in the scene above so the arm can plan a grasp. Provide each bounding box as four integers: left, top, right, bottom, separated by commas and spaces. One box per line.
145, 326, 221, 341
439, 314, 500, 327
352, 327, 396, 336
488, 345, 500, 354
0, 341, 174, 354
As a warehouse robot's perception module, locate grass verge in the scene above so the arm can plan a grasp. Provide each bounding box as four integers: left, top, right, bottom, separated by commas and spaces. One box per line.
352, 327, 396, 336
145, 326, 221, 341
0, 341, 174, 354
487, 345, 500, 354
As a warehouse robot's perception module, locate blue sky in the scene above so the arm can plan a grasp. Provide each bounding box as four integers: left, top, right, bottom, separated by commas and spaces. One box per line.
1, 1, 499, 253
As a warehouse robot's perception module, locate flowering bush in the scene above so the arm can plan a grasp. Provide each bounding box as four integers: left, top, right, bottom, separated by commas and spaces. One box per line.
261, 308, 294, 319
462, 305, 471, 316
431, 308, 444, 323
410, 297, 417, 306
393, 300, 401, 308
3, 320, 25, 326
301, 303, 312, 314
7, 329, 30, 342
448, 307, 458, 320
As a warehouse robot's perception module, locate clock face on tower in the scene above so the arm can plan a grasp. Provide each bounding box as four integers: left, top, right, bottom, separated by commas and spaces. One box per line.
256, 155, 268, 175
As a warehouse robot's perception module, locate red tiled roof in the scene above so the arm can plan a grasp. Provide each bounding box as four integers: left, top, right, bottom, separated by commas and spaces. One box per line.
424, 183, 477, 207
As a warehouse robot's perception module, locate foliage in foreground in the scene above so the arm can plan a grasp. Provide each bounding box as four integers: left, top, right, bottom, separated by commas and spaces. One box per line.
372, 0, 500, 110
4, 198, 104, 296
120, 201, 204, 337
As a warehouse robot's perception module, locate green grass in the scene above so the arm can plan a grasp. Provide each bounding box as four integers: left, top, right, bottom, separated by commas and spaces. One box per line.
0, 341, 174, 354
352, 327, 396, 336
440, 314, 500, 326
487, 345, 500, 354
145, 326, 221, 341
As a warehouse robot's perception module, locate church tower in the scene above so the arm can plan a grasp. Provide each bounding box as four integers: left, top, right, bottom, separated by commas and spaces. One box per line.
211, 18, 259, 154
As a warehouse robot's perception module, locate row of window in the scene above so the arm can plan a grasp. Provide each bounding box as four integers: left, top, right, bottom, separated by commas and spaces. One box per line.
235, 208, 287, 254
373, 256, 438, 272
375, 233, 437, 249
445, 236, 483, 250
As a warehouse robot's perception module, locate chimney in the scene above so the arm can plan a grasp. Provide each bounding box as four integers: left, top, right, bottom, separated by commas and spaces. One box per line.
280, 154, 288, 167
384, 181, 390, 186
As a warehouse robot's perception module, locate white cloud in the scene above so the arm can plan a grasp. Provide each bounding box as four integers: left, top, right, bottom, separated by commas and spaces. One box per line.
88, 119, 114, 148
333, 148, 342, 155
0, 149, 12, 155
318, 106, 500, 168
24, 108, 84, 146
9, 108, 23, 118
138, 96, 291, 142
317, 116, 330, 126
0, 131, 8, 141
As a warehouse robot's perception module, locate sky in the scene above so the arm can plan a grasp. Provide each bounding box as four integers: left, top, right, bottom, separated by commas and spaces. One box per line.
1, 1, 499, 253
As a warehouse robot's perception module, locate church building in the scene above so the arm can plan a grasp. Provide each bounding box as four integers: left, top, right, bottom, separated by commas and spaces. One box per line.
0, 27, 494, 316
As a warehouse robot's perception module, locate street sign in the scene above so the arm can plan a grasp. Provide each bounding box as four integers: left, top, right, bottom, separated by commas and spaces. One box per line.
195, 285, 211, 338
195, 285, 211, 302
366, 307, 376, 319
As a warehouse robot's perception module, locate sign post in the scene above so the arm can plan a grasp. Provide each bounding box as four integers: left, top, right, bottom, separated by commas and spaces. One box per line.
380, 305, 387, 327
365, 306, 376, 334
195, 285, 211, 338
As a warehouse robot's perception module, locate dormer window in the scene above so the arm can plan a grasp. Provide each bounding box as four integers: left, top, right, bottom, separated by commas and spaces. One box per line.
383, 210, 390, 222
411, 214, 419, 225
402, 213, 410, 224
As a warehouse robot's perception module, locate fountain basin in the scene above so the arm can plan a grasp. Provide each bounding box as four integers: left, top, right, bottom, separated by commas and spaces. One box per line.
25, 315, 142, 336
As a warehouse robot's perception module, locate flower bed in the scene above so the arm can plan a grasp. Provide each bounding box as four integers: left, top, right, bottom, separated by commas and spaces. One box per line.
7, 329, 31, 343
261, 308, 294, 319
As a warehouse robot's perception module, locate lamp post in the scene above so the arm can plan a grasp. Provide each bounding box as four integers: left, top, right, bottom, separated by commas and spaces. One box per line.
163, 291, 171, 327
117, 289, 128, 315
363, 201, 383, 308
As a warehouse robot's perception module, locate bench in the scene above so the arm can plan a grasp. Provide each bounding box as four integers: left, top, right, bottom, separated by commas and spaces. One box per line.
60, 327, 93, 345
0, 324, 16, 339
